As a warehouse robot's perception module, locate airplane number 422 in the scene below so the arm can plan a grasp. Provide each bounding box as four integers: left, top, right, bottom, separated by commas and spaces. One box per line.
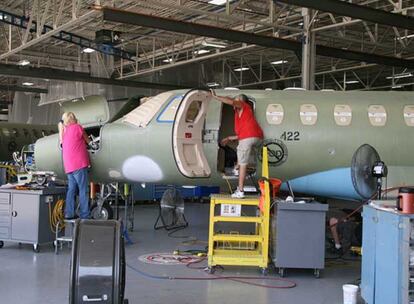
280, 131, 300, 141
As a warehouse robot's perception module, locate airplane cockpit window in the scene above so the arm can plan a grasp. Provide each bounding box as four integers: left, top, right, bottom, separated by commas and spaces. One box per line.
368, 105, 387, 126
157, 95, 183, 122
266, 104, 284, 125
334, 105, 352, 126
404, 105, 414, 127
123, 92, 174, 128
185, 100, 202, 123
300, 104, 318, 125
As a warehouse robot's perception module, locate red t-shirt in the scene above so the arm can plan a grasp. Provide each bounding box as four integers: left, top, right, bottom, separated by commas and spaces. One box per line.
62, 123, 90, 174
234, 101, 264, 140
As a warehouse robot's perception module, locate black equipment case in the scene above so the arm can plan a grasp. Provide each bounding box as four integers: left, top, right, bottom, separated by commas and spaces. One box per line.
69, 220, 126, 304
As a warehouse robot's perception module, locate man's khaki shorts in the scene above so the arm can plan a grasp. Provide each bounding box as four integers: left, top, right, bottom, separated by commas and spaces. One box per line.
237, 137, 262, 165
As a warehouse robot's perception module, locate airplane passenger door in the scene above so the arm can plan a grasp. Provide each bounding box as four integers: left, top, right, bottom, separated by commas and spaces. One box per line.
172, 90, 211, 178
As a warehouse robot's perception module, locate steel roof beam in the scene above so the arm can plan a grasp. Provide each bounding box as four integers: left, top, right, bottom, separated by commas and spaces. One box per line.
275, 0, 414, 31
101, 7, 414, 69
0, 84, 48, 94
0, 9, 135, 61
0, 63, 186, 90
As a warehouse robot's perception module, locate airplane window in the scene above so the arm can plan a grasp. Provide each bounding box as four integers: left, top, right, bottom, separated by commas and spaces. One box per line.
32, 129, 39, 138
2, 128, 10, 137
186, 100, 202, 123
266, 104, 284, 125
404, 105, 414, 127
368, 105, 387, 126
300, 104, 318, 125
12, 128, 19, 137
334, 105, 352, 126
157, 95, 183, 122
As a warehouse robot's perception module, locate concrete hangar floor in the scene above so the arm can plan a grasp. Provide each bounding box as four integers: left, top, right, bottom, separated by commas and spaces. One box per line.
0, 202, 361, 304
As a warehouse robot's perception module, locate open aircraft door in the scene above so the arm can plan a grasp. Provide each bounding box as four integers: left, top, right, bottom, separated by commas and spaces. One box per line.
173, 90, 211, 178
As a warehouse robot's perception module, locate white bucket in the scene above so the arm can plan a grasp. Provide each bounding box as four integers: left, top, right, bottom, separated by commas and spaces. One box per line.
342, 284, 358, 304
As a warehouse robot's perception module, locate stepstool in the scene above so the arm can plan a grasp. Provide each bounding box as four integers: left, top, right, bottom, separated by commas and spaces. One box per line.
207, 146, 272, 274
55, 219, 76, 254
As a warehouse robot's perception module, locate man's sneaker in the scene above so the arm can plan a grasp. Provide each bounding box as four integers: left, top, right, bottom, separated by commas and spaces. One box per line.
231, 188, 245, 199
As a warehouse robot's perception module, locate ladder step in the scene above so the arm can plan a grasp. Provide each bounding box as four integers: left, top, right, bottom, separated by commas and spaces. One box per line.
210, 194, 260, 206
213, 216, 262, 223
213, 234, 262, 242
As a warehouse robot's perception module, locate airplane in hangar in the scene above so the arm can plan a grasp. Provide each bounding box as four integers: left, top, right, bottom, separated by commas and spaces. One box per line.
0, 122, 56, 161
30, 89, 414, 201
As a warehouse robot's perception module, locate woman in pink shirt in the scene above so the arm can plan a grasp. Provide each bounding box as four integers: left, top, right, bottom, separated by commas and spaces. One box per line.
58, 112, 91, 219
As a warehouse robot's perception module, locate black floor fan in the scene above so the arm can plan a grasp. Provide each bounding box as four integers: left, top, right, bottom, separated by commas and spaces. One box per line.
154, 187, 188, 231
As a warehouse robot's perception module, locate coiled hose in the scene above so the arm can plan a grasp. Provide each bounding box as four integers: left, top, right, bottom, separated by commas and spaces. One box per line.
48, 199, 65, 233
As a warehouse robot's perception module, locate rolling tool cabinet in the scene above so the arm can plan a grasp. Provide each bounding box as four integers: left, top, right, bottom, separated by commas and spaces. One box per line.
272, 201, 328, 278
0, 187, 66, 252
361, 203, 414, 304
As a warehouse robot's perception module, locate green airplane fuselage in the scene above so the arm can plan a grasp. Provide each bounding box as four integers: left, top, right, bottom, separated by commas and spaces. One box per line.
34, 90, 414, 200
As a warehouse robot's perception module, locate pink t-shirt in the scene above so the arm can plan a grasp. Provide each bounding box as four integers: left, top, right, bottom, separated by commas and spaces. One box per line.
62, 123, 90, 174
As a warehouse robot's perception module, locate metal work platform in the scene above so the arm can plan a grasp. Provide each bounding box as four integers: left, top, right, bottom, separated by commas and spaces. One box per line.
207, 147, 271, 273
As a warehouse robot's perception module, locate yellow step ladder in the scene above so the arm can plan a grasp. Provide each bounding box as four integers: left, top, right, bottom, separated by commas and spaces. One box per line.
207, 146, 271, 273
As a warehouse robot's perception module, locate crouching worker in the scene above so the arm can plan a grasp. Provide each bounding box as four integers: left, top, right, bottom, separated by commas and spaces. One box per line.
58, 112, 91, 219
210, 90, 264, 198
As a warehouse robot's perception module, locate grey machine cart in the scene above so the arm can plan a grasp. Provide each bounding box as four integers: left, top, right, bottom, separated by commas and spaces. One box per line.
272, 201, 328, 278
0, 187, 66, 252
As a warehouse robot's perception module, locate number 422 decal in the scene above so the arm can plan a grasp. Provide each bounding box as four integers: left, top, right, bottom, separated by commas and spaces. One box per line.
280, 131, 300, 141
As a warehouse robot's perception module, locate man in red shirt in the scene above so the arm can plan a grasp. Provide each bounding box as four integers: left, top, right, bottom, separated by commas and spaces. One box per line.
211, 91, 264, 198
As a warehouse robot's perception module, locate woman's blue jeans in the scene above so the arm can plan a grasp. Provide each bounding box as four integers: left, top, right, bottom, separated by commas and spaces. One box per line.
65, 167, 89, 219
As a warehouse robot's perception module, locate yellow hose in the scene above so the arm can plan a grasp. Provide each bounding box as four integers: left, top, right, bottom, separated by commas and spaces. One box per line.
49, 199, 65, 233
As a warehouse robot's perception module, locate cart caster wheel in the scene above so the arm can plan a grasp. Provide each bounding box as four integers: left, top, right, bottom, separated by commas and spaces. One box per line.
278, 268, 285, 277
261, 268, 268, 276
314, 269, 320, 278
33, 244, 40, 253
0, 241, 3, 248
207, 267, 216, 274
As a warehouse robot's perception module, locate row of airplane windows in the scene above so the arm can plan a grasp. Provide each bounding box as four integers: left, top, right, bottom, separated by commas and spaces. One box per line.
0, 128, 55, 138
266, 104, 414, 127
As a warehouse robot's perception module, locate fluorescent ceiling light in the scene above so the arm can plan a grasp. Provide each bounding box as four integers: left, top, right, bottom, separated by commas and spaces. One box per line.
234, 67, 250, 72
0, 15, 3, 21
265, 88, 272, 91
396, 34, 414, 40
386, 73, 412, 79
201, 40, 227, 48
82, 48, 95, 53
271, 60, 288, 65
194, 49, 210, 55
17, 59, 30, 66
345, 80, 359, 84
224, 87, 240, 90
22, 82, 34, 86
207, 82, 220, 87
209, 0, 227, 5
392, 85, 403, 89
162, 58, 173, 63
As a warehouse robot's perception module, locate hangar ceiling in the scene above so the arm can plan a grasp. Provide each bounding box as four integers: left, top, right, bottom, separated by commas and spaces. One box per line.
0, 0, 414, 109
